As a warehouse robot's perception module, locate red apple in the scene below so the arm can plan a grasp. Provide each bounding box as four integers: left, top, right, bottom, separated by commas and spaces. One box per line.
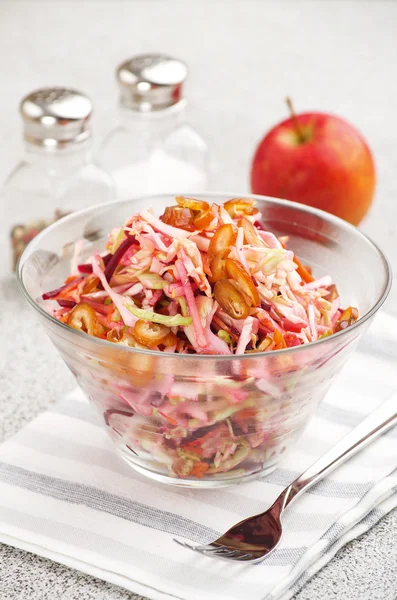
250, 110, 376, 226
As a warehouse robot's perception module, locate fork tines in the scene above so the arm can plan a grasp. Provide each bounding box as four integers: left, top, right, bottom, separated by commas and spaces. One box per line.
173, 539, 255, 561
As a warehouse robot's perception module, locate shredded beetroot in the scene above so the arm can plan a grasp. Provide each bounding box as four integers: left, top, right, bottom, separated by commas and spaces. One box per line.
77, 263, 93, 274
103, 235, 137, 283
42, 277, 84, 300
103, 408, 134, 426
57, 299, 77, 308
261, 301, 271, 312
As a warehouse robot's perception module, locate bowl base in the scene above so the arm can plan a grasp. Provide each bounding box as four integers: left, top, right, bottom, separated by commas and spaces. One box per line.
117, 445, 280, 488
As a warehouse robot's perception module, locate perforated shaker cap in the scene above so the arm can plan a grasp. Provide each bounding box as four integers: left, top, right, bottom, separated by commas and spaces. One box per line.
20, 87, 93, 147
116, 54, 188, 111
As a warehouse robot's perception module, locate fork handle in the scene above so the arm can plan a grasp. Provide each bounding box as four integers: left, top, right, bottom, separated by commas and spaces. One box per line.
282, 392, 397, 509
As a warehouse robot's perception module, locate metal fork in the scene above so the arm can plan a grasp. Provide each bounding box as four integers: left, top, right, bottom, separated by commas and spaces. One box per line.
174, 394, 397, 562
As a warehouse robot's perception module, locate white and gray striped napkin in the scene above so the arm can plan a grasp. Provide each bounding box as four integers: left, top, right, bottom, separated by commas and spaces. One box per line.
0, 312, 396, 600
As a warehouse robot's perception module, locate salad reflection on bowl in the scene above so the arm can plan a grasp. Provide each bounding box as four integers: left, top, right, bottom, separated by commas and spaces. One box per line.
17, 193, 391, 487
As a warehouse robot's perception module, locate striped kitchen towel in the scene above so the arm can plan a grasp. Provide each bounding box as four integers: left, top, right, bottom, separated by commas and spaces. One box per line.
0, 312, 396, 600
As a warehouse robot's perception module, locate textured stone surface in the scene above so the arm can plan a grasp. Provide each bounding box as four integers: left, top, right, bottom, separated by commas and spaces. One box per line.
0, 1, 396, 599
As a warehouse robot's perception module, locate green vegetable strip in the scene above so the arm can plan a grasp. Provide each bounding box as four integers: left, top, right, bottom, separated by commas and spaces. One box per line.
125, 302, 192, 326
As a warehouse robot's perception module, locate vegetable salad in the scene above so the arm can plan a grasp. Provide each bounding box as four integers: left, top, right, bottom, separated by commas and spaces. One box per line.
42, 197, 359, 480
44, 197, 358, 353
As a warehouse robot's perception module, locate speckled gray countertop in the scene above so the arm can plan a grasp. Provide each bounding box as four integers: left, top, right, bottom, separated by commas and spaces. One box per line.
1, 1, 397, 599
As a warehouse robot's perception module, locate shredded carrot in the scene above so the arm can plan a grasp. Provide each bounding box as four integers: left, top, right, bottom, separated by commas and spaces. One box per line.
158, 411, 179, 426
64, 275, 79, 284
191, 462, 209, 478
273, 329, 287, 349
293, 255, 315, 283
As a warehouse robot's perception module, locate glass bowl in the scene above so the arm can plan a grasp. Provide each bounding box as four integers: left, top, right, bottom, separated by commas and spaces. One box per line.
17, 193, 391, 487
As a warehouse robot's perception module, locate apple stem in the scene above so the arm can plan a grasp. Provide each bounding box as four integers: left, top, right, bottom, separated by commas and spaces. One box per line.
286, 97, 306, 143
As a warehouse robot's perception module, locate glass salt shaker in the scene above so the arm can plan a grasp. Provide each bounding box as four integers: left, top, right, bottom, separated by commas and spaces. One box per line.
98, 53, 209, 200
1, 87, 115, 275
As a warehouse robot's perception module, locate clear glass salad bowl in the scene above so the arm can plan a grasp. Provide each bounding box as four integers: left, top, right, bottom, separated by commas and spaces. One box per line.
17, 193, 391, 487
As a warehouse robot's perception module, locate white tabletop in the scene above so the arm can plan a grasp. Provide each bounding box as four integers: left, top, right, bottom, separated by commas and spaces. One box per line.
1, 1, 397, 599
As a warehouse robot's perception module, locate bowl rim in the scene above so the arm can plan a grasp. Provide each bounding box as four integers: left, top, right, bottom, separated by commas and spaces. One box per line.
17, 191, 393, 361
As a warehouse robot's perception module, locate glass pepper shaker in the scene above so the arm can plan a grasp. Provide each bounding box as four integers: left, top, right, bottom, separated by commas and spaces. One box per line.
98, 53, 209, 200
1, 87, 115, 275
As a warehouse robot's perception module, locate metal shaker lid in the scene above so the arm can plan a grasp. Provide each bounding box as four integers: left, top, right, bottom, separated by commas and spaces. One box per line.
20, 87, 92, 147
116, 54, 188, 111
